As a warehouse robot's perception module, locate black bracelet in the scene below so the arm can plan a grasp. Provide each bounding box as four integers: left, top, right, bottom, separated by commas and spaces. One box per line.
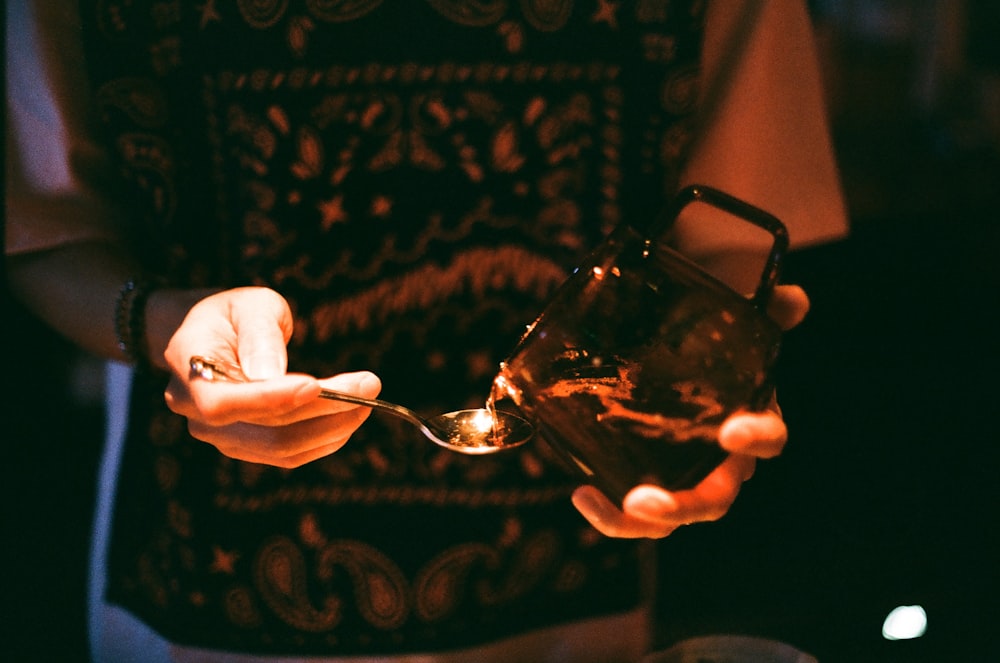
114, 277, 158, 372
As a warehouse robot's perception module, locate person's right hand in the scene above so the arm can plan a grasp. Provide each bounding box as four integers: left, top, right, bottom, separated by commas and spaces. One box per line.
159, 286, 382, 467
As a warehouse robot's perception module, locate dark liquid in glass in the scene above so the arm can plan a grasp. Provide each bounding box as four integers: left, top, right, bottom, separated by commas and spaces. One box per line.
492, 226, 780, 505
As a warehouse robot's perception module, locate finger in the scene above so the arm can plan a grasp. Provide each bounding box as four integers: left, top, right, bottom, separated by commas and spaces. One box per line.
767, 284, 810, 330
317, 371, 382, 399
169, 369, 381, 434
189, 407, 372, 465
626, 455, 753, 526
224, 371, 381, 426
230, 289, 295, 380
214, 434, 354, 468
167, 373, 322, 426
271, 439, 358, 468
718, 410, 787, 458
571, 485, 679, 539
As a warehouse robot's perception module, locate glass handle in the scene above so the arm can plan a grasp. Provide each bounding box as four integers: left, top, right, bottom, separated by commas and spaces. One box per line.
659, 185, 790, 309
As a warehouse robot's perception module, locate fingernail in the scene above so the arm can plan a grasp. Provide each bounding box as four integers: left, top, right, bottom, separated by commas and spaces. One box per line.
358, 373, 381, 397
571, 488, 618, 525
719, 420, 752, 451
625, 488, 678, 519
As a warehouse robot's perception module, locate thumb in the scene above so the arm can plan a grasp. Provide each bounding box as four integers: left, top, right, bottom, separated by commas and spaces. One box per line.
767, 284, 810, 331
231, 288, 294, 380
718, 410, 787, 458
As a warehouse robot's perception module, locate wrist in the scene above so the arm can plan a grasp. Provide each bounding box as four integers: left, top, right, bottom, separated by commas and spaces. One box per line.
114, 277, 161, 372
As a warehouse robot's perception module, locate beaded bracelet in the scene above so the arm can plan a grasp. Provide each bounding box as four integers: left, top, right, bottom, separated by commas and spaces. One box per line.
114, 277, 158, 372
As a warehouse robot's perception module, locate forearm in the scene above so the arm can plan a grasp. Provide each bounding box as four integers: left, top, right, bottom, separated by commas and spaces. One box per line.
7, 240, 134, 361
6, 240, 209, 370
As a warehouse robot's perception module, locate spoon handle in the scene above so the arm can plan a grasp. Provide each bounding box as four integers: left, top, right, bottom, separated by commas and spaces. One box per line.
316, 389, 427, 430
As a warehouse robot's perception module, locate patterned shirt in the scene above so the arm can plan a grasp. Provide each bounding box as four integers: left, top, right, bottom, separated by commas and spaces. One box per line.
79, 1, 706, 655
8, 0, 849, 658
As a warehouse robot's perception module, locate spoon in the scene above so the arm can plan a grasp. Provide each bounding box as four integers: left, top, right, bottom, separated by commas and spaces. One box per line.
188, 356, 533, 454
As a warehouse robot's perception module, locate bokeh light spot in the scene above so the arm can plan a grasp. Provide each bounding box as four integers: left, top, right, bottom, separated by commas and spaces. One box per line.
882, 605, 927, 641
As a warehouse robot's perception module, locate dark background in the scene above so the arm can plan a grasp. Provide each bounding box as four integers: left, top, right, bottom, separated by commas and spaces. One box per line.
4, 2, 999, 661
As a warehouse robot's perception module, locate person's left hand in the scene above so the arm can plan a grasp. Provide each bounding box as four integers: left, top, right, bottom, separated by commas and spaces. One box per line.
571, 284, 809, 538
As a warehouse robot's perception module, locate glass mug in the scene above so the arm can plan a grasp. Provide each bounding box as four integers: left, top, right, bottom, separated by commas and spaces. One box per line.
492, 185, 789, 505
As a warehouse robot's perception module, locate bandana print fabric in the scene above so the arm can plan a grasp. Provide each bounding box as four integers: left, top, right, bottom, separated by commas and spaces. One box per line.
80, 0, 704, 654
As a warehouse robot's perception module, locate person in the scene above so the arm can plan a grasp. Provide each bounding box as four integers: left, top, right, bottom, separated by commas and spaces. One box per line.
5, 0, 848, 661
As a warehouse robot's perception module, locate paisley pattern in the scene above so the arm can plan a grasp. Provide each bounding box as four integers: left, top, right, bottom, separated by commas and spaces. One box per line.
237, 0, 292, 29
256, 537, 344, 633
79, 0, 705, 654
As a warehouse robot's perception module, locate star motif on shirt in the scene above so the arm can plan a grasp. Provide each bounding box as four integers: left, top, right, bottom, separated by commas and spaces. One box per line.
317, 194, 348, 229
209, 546, 239, 575
592, 0, 621, 29
370, 195, 393, 217
198, 0, 221, 29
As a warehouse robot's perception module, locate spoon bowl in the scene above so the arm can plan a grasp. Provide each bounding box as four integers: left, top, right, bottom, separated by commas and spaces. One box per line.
189, 356, 533, 454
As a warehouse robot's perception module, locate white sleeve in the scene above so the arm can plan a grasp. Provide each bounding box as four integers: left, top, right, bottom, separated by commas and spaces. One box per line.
5, 0, 123, 256
675, 0, 850, 257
